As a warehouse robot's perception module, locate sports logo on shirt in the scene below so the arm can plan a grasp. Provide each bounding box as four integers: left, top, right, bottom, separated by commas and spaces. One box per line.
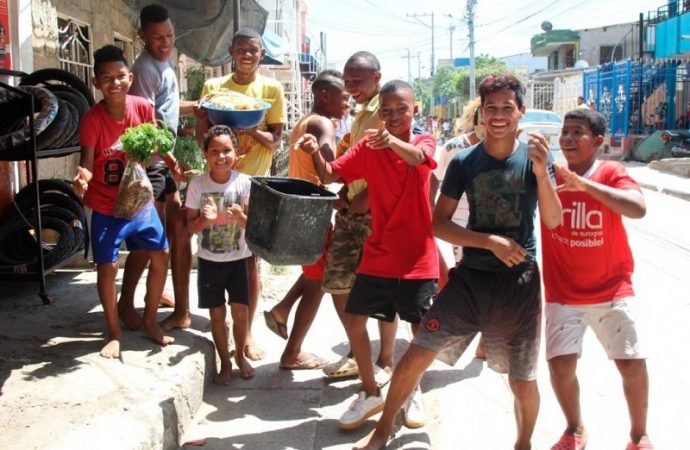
426, 318, 441, 333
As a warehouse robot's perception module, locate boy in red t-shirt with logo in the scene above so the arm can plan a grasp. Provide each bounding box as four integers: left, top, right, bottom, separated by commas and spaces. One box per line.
541, 109, 654, 450
73, 45, 172, 360
297, 79, 438, 431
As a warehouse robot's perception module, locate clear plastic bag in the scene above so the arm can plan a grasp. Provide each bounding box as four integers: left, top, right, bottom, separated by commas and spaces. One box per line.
113, 159, 154, 219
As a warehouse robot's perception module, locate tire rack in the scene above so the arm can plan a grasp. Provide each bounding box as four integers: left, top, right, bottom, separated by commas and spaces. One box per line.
0, 81, 82, 304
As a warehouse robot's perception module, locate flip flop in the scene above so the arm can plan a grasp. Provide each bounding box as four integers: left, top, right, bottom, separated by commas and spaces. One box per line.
551, 433, 587, 450
263, 310, 288, 340
626, 441, 655, 450
280, 354, 328, 370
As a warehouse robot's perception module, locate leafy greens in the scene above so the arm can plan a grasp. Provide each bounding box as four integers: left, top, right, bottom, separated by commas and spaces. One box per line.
120, 123, 175, 163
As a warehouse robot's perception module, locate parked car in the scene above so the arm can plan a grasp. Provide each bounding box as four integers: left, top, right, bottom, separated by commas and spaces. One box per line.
519, 109, 564, 163
443, 109, 565, 163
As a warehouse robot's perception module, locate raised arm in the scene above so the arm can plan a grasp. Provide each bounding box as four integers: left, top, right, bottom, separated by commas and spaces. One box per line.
365, 125, 426, 166
527, 132, 562, 229
556, 164, 646, 218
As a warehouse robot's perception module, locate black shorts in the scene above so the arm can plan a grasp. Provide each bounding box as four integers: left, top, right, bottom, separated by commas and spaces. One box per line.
197, 257, 250, 309
413, 261, 542, 380
346, 274, 437, 324
147, 166, 178, 202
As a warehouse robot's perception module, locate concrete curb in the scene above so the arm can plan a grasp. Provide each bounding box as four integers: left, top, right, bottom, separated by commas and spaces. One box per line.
0, 271, 216, 450
638, 182, 690, 201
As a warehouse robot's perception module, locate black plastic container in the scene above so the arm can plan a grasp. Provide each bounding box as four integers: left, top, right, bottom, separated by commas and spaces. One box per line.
246, 177, 337, 265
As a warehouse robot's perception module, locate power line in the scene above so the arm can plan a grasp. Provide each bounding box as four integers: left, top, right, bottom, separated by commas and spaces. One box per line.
475, 0, 551, 28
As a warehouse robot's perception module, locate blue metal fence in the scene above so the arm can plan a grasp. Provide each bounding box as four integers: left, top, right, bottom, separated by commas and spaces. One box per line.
583, 60, 690, 137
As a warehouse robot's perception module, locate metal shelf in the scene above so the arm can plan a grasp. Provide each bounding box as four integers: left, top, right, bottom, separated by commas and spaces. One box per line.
0, 81, 83, 304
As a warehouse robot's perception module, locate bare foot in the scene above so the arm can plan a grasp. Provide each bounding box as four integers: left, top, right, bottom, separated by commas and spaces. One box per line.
213, 362, 233, 385
235, 355, 255, 379
280, 352, 328, 370
159, 290, 175, 308
160, 311, 192, 332
139, 319, 175, 346
353, 429, 389, 450
475, 336, 486, 360
244, 339, 265, 361
100, 339, 121, 359
117, 303, 142, 330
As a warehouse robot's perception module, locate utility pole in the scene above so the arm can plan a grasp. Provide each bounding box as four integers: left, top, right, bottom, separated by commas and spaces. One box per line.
402, 48, 412, 84
407, 11, 436, 117
466, 0, 477, 99
407, 12, 435, 76
417, 51, 421, 81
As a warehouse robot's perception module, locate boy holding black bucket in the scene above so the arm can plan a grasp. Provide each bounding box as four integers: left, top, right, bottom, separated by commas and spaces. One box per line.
297, 79, 439, 430
263, 70, 350, 370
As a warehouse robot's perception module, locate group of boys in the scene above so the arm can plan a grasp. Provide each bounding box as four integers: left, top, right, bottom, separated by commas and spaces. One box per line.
71, 4, 654, 449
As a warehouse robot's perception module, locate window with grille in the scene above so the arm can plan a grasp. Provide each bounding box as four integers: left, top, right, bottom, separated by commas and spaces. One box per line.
57, 16, 92, 85
600, 45, 623, 64
113, 33, 133, 64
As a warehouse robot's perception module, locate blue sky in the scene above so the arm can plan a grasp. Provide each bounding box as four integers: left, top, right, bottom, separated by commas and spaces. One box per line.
306, 0, 661, 81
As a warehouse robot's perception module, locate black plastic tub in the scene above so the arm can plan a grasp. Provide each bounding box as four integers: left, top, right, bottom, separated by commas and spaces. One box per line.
246, 177, 337, 265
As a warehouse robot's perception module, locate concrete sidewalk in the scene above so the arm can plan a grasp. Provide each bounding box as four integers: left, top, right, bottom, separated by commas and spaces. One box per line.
624, 160, 690, 201
0, 155, 686, 450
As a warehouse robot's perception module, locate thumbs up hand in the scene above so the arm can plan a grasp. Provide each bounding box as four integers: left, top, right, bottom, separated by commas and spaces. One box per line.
73, 166, 92, 195
364, 122, 391, 149
201, 196, 218, 222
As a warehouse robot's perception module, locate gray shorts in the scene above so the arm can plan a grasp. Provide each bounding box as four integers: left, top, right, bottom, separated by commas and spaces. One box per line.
413, 261, 542, 380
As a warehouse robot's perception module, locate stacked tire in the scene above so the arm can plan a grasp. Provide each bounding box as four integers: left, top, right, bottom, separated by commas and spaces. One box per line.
0, 179, 86, 272
0, 68, 94, 153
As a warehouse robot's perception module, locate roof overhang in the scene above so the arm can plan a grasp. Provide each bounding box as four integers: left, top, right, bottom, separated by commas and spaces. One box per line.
126, 0, 268, 67
531, 30, 579, 57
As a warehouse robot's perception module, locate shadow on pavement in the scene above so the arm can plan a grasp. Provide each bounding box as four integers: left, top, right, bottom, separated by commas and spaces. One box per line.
0, 271, 211, 395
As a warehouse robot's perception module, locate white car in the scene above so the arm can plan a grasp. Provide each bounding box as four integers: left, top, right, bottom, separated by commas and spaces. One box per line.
519, 109, 564, 163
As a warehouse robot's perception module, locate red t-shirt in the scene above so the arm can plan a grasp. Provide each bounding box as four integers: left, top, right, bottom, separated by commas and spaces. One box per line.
79, 95, 155, 215
541, 161, 640, 305
331, 133, 439, 279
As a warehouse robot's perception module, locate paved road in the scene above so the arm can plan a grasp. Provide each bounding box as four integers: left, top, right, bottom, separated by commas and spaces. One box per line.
181, 188, 690, 450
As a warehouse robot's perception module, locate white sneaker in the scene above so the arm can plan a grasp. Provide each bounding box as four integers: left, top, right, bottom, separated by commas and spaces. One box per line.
338, 390, 384, 430
374, 365, 391, 388
402, 386, 426, 428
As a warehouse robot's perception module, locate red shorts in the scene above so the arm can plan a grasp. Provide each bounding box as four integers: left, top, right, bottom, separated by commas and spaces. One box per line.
302, 226, 333, 281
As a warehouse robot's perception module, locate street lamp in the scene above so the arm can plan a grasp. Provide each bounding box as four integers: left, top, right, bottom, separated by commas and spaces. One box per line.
445, 14, 455, 61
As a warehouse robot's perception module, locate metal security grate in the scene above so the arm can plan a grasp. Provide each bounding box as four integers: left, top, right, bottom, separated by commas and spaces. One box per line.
583, 60, 690, 136
57, 17, 92, 88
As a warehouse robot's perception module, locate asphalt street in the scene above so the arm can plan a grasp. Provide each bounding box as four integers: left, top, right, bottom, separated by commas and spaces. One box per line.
180, 188, 690, 450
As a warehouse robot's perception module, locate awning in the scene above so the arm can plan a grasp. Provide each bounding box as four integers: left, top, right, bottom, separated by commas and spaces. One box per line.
125, 0, 269, 67
261, 29, 288, 65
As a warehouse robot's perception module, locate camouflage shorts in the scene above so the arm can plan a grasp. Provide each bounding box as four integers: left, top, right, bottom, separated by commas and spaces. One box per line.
322, 210, 372, 294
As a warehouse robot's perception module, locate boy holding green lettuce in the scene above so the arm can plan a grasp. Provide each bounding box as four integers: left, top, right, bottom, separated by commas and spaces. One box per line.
73, 45, 173, 359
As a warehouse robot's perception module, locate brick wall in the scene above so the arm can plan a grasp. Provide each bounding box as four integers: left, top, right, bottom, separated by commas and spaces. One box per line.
29, 0, 141, 181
